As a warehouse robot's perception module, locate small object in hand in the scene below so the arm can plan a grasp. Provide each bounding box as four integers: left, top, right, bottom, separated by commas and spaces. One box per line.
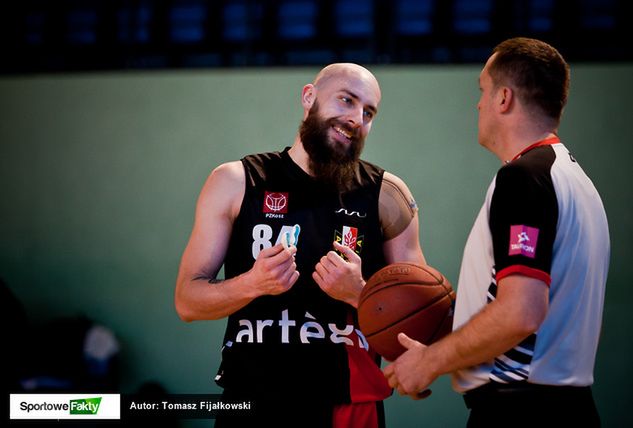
281, 224, 301, 249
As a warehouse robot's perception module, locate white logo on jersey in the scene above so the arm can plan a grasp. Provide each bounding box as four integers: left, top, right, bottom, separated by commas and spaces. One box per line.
264, 192, 288, 212
232, 309, 369, 349
518, 232, 530, 243
335, 208, 367, 218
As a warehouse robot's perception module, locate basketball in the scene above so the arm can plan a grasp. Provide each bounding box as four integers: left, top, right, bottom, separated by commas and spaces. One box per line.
358, 263, 455, 361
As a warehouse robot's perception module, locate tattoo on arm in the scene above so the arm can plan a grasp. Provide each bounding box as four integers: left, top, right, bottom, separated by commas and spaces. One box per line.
191, 275, 223, 284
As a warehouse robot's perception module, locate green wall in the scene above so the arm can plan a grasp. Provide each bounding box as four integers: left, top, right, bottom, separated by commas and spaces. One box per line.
1, 63, 631, 427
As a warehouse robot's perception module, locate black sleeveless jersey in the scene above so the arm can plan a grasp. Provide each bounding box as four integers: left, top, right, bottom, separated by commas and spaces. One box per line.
216, 148, 387, 403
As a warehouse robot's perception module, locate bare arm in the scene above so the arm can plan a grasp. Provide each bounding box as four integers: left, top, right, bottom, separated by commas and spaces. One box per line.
383, 274, 549, 398
380, 172, 426, 265
175, 161, 299, 322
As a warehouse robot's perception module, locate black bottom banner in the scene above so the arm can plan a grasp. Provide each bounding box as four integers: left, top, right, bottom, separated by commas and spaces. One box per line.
122, 394, 254, 419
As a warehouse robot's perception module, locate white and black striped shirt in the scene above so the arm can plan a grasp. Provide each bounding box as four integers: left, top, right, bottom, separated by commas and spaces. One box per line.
452, 137, 610, 393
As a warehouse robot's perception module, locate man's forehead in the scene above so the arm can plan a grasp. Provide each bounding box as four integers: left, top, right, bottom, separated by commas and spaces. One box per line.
481, 54, 496, 77
318, 72, 381, 106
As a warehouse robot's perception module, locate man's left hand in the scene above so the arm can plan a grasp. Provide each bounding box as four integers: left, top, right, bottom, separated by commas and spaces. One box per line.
313, 241, 365, 307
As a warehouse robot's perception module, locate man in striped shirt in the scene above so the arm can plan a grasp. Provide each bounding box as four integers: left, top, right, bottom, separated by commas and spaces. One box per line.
384, 37, 610, 428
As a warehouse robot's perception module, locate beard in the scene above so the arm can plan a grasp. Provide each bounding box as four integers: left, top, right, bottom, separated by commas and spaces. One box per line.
299, 101, 365, 192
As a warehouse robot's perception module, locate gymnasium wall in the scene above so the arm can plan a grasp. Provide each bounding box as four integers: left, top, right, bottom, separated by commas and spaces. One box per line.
1, 64, 631, 426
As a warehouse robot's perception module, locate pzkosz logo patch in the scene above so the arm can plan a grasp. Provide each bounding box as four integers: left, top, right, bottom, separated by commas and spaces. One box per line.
334, 226, 364, 256
263, 192, 288, 218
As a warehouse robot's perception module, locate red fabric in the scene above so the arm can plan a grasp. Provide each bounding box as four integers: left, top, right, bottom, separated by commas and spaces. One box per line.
511, 136, 560, 161
332, 401, 379, 428
346, 327, 392, 403
496, 264, 552, 286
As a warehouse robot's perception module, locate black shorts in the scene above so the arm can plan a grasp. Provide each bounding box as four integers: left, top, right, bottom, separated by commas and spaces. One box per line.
463, 381, 600, 428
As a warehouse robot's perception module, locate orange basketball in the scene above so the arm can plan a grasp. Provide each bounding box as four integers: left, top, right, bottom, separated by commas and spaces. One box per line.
358, 263, 455, 361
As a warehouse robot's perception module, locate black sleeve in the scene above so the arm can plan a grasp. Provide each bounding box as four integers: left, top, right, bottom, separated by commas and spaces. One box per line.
489, 157, 558, 285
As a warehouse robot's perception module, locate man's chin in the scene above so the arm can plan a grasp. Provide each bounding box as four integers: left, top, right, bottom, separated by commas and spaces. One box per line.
327, 139, 357, 161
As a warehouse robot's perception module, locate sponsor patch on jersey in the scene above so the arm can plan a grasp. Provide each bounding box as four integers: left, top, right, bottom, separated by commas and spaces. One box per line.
334, 208, 367, 218
508, 225, 539, 258
334, 226, 364, 255
263, 191, 288, 217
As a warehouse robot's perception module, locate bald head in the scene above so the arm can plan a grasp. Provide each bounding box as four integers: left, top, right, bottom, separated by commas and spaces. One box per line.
300, 62, 382, 123
313, 63, 381, 102
295, 63, 381, 191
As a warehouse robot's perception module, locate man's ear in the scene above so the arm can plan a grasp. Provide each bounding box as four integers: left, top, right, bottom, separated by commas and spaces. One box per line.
302, 84, 315, 110
498, 86, 513, 113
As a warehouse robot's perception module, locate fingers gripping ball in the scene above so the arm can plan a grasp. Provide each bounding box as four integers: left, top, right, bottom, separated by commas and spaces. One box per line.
281, 224, 301, 249
358, 263, 455, 361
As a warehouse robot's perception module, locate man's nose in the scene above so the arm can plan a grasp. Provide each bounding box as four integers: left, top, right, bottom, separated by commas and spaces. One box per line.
345, 108, 364, 128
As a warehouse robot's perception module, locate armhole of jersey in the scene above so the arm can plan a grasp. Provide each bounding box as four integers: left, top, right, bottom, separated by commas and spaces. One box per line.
234, 158, 253, 222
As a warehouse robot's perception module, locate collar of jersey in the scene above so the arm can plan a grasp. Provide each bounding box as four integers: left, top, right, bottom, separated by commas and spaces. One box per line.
511, 136, 560, 162
282, 146, 318, 183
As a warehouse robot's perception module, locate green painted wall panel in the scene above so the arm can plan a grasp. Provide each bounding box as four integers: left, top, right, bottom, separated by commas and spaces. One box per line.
1, 64, 631, 426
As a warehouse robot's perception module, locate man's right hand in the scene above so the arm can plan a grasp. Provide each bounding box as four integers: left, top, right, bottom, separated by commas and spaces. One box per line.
248, 243, 300, 296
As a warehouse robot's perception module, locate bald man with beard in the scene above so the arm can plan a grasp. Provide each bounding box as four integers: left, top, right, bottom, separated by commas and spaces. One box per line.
175, 63, 426, 427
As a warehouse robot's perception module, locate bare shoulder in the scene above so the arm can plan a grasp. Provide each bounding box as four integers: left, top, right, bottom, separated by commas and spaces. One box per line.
380, 171, 415, 206
382, 171, 408, 189
379, 171, 419, 241
198, 160, 245, 218
209, 160, 245, 185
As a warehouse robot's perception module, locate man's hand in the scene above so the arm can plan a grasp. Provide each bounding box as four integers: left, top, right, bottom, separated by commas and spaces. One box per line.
383, 333, 435, 400
248, 243, 299, 297
312, 241, 365, 307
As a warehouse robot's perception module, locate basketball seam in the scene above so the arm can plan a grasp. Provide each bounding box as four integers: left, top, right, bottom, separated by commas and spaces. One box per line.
363, 293, 451, 338
359, 278, 446, 305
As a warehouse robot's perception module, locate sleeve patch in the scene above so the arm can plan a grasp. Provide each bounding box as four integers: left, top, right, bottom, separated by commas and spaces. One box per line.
508, 225, 539, 259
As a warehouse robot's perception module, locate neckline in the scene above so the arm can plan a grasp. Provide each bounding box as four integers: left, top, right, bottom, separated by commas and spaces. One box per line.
281, 147, 315, 182
511, 136, 560, 162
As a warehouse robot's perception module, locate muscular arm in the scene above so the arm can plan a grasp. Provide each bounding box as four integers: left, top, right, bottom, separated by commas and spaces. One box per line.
384, 275, 548, 397
175, 161, 299, 322
380, 172, 426, 265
